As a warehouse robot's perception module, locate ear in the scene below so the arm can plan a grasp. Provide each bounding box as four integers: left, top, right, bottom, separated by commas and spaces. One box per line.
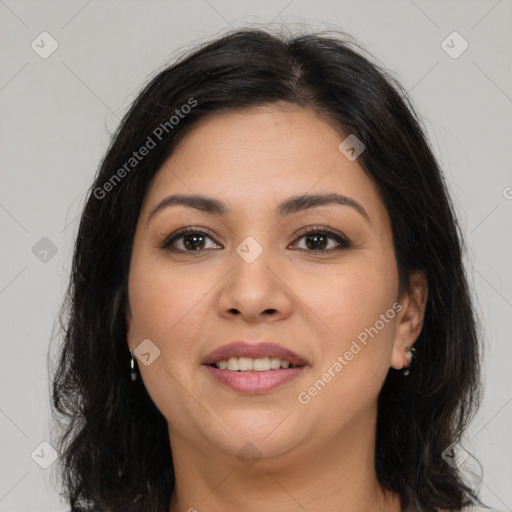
390, 270, 428, 370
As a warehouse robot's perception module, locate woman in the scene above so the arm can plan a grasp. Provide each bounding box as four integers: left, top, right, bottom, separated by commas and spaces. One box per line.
51, 27, 486, 512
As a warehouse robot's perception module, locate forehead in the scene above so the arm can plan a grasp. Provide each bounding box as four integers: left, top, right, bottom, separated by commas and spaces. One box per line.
141, 103, 387, 226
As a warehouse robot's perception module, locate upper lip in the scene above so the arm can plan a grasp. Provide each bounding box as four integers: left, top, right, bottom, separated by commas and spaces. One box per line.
202, 342, 309, 366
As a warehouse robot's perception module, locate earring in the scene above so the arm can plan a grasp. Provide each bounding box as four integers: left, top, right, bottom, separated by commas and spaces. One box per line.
403, 346, 415, 376
129, 349, 138, 382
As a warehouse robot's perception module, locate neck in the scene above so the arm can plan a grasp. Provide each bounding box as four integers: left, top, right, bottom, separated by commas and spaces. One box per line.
167, 407, 401, 512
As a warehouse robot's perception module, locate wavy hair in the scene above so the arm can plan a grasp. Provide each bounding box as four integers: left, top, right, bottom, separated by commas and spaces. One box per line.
50, 27, 484, 512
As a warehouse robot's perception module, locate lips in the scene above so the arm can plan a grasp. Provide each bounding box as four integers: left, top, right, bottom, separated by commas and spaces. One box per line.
201, 341, 309, 394
201, 341, 308, 367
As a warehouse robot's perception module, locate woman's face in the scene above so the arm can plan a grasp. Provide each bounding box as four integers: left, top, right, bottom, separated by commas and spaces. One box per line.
127, 102, 409, 465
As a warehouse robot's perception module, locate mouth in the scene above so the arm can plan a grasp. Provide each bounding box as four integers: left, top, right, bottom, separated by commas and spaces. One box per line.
207, 356, 302, 371
201, 341, 308, 394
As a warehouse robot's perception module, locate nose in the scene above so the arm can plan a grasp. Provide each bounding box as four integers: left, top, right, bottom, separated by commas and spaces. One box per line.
216, 248, 293, 323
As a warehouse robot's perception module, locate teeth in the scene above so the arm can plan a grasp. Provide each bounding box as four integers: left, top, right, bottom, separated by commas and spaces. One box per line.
238, 357, 253, 371
269, 357, 281, 369
214, 356, 296, 371
227, 357, 239, 371
253, 357, 270, 371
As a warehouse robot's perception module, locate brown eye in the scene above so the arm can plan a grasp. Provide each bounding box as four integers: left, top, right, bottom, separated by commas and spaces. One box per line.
290, 227, 351, 253
160, 227, 221, 252
158, 225, 351, 254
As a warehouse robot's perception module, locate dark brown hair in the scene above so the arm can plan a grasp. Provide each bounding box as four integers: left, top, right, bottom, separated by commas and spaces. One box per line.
50, 27, 484, 511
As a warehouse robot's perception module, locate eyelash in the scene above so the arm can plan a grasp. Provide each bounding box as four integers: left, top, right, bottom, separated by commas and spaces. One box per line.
158, 225, 351, 254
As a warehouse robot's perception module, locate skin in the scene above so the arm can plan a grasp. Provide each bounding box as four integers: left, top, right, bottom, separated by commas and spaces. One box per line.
126, 101, 428, 512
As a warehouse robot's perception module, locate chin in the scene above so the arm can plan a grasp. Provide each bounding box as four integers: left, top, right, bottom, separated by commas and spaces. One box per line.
202, 414, 305, 463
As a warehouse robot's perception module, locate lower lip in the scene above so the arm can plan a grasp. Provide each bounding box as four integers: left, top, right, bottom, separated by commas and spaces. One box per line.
202, 365, 306, 394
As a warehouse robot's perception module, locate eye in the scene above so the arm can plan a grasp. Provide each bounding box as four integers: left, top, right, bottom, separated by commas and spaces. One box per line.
159, 227, 221, 252
158, 225, 351, 254
289, 226, 351, 253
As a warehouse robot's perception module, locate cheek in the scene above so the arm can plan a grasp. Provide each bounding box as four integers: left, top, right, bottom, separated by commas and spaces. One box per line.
128, 253, 208, 344
313, 259, 398, 341
126, 260, 213, 428
127, 253, 227, 398
302, 251, 399, 403
294, 266, 399, 430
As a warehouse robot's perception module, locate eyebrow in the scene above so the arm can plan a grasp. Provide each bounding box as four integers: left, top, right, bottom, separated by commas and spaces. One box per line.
147, 192, 371, 225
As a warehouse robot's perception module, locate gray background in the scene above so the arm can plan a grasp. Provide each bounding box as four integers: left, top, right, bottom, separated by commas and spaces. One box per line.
1, 1, 511, 511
